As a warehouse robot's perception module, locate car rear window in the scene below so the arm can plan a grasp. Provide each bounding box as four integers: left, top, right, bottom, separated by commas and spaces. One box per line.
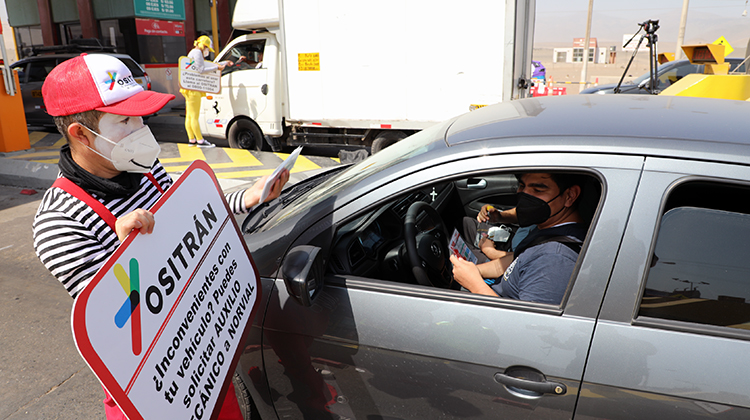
119, 58, 145, 77
638, 181, 750, 330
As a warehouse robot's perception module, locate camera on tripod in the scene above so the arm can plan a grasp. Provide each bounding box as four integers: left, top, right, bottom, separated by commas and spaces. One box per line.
640, 20, 660, 36
614, 19, 660, 94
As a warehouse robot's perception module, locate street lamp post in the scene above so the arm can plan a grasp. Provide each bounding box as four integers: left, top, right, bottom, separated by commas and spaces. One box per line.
580, 0, 594, 92
674, 0, 689, 61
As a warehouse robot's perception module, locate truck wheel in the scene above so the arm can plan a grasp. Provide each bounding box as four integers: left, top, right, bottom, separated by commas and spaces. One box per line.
371, 130, 406, 154
229, 119, 268, 151
232, 372, 260, 419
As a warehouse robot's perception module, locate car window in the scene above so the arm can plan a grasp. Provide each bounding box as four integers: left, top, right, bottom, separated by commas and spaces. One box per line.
26, 59, 58, 83
11, 63, 28, 83
655, 63, 701, 88
327, 171, 601, 306
118, 58, 145, 77
638, 181, 750, 330
220, 40, 266, 74
730, 60, 746, 73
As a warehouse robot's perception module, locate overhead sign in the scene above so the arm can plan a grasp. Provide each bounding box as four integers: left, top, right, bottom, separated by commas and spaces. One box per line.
133, 0, 185, 21
179, 56, 221, 94
72, 161, 261, 420
713, 36, 733, 57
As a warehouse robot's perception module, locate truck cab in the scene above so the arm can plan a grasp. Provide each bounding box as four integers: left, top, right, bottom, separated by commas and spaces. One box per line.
200, 32, 283, 150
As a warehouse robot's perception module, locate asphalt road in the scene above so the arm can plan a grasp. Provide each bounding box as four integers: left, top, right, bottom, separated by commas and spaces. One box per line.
0, 185, 106, 419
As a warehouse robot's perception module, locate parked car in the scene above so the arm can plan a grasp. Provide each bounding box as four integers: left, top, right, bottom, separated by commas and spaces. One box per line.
581, 57, 745, 94
228, 94, 750, 420
10, 53, 151, 128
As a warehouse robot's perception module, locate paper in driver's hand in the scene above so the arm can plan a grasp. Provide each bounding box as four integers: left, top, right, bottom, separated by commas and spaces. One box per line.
259, 146, 302, 204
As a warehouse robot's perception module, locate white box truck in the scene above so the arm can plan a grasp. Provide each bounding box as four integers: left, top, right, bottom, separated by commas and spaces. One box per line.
199, 0, 535, 152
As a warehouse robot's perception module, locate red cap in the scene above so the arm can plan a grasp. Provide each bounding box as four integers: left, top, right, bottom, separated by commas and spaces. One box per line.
42, 54, 174, 117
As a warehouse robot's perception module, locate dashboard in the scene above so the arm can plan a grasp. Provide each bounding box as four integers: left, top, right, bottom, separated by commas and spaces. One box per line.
328, 181, 454, 283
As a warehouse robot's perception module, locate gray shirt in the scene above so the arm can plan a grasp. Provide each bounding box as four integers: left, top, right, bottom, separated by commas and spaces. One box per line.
491, 241, 579, 304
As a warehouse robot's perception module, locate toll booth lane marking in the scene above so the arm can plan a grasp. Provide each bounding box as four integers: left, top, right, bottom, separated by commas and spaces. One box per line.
158, 143, 206, 164
7, 133, 341, 181
213, 154, 322, 179
275, 153, 320, 173
223, 148, 263, 167
28, 132, 48, 146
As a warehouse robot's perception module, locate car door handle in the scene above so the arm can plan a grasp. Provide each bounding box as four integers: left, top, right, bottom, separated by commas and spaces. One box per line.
466, 178, 487, 189
494, 372, 567, 395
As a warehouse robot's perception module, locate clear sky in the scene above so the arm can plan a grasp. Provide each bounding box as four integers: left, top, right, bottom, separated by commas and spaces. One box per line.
535, 0, 750, 50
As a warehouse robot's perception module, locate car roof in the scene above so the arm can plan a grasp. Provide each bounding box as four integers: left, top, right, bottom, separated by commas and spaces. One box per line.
445, 94, 750, 166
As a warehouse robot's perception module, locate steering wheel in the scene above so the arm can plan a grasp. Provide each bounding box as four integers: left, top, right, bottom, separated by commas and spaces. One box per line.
404, 201, 453, 288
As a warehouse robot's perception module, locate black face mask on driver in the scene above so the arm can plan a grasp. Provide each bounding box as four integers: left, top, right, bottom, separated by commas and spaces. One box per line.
515, 191, 565, 227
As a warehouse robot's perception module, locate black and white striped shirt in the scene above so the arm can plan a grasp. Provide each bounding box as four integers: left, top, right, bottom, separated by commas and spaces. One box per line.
33, 162, 248, 298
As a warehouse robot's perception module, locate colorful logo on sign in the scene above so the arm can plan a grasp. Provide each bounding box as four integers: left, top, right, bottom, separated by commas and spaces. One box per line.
113, 258, 142, 355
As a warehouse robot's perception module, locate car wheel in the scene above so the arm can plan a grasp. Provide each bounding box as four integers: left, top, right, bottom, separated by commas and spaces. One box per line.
228, 119, 268, 151
371, 130, 406, 154
232, 372, 260, 420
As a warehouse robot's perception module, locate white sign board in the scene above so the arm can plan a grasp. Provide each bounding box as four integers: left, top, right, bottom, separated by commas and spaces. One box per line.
72, 161, 261, 420
622, 34, 652, 52
179, 56, 221, 94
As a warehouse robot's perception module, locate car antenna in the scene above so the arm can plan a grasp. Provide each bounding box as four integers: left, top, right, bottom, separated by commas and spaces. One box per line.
614, 20, 660, 94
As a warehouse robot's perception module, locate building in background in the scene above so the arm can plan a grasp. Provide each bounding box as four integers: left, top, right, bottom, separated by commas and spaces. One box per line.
2, 0, 238, 104
553, 38, 610, 64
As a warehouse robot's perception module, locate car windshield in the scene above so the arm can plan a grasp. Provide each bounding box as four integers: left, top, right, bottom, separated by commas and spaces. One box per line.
256, 120, 452, 233
631, 62, 682, 85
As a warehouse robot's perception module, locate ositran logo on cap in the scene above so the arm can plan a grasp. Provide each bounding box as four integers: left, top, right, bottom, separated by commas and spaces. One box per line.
105, 72, 118, 91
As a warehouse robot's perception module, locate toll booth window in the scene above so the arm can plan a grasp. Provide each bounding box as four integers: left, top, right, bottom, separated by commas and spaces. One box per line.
638, 181, 750, 330
221, 40, 266, 75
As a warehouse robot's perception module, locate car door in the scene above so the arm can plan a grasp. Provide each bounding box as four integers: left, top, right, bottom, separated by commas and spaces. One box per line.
260, 152, 644, 419
454, 174, 519, 218
577, 157, 750, 419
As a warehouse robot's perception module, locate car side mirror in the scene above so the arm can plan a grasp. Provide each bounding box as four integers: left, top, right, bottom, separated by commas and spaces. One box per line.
281, 245, 324, 307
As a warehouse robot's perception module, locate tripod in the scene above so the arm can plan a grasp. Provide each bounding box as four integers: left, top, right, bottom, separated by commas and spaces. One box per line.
614, 20, 660, 94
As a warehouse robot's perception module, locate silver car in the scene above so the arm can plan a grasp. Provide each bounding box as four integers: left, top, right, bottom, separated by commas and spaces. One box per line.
10, 53, 151, 128
230, 94, 750, 419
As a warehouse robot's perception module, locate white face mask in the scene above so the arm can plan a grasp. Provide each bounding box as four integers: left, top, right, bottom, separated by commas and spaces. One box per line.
202, 48, 210, 58
85, 125, 161, 173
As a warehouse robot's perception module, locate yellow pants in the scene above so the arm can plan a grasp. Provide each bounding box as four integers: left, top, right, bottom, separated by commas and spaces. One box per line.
180, 89, 205, 141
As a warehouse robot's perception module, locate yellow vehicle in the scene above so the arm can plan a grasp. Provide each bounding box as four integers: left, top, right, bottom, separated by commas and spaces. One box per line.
659, 44, 750, 101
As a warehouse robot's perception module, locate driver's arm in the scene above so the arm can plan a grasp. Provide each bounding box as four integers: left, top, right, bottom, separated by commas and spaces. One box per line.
476, 253, 514, 279
479, 237, 511, 261
477, 205, 518, 224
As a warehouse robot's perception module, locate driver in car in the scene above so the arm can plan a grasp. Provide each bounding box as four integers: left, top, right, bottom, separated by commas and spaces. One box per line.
450, 173, 588, 305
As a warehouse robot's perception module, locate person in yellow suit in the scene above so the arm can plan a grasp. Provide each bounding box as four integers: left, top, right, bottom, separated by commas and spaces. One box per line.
180, 35, 226, 148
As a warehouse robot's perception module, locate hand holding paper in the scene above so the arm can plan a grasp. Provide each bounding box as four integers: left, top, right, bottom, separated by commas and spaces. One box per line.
260, 146, 302, 204
241, 146, 300, 209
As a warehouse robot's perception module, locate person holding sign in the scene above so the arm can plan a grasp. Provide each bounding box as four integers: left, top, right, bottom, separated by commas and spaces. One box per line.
32, 53, 288, 419
181, 35, 226, 148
